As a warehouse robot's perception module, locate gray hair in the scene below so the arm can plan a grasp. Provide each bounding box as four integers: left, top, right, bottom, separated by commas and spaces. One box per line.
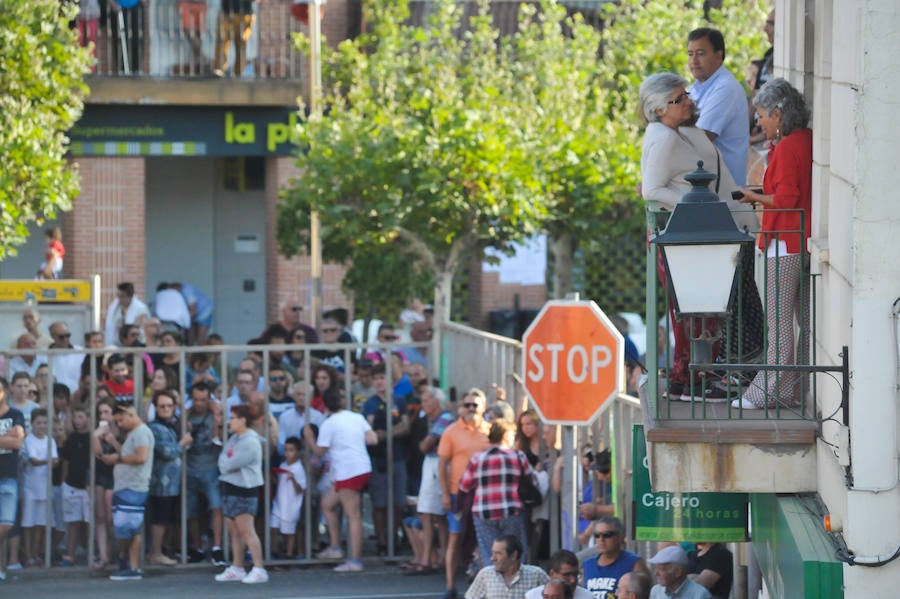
427, 386, 448, 409
639, 72, 688, 123
753, 77, 809, 137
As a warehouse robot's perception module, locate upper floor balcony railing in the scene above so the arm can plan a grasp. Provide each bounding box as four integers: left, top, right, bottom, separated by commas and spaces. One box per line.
642, 201, 834, 431
81, 0, 608, 81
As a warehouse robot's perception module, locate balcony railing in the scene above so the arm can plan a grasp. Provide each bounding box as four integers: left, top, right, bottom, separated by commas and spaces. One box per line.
643, 203, 826, 425
81, 0, 609, 80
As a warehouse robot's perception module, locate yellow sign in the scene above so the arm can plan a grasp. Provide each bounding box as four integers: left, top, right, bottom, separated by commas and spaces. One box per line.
0, 280, 92, 303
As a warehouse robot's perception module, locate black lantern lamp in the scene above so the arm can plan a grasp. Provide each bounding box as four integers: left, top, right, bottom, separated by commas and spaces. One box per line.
651, 161, 755, 318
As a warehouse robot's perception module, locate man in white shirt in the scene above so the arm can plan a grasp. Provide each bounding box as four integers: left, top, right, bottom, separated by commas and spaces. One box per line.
277, 383, 324, 456
687, 27, 750, 186
525, 550, 593, 599
105, 282, 150, 346
47, 322, 85, 394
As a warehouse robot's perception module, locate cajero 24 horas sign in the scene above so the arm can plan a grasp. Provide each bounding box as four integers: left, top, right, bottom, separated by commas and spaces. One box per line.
632, 425, 748, 542
70, 106, 301, 157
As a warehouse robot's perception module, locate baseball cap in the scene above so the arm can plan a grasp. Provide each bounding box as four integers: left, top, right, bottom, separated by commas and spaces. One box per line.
648, 545, 689, 566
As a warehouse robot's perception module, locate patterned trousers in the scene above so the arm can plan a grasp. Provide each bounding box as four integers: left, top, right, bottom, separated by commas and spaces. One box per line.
472, 512, 527, 567
743, 254, 809, 407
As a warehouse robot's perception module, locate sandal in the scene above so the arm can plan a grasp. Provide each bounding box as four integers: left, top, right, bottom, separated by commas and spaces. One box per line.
403, 563, 437, 576
92, 559, 108, 571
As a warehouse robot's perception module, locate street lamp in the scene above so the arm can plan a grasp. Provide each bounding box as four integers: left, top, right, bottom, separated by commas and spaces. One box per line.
650, 161, 755, 318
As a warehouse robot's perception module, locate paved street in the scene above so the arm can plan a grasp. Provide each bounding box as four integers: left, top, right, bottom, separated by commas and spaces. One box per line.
4, 560, 458, 598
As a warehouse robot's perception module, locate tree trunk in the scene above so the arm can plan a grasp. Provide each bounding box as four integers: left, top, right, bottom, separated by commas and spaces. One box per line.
430, 268, 454, 385
549, 233, 577, 299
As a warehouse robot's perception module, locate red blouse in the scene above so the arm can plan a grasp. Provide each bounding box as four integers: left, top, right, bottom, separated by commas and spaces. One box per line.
760, 128, 813, 254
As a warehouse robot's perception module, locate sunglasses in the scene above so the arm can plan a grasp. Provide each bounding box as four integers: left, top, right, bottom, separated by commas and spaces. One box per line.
667, 91, 690, 105
594, 531, 619, 539
293, 335, 305, 340
381, 335, 399, 341
291, 307, 303, 312
156, 403, 175, 409
462, 402, 479, 409
270, 376, 286, 382
56, 333, 72, 339
322, 327, 339, 333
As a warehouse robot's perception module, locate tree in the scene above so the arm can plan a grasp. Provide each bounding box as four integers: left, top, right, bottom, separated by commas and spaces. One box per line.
0, 0, 90, 258
278, 0, 549, 344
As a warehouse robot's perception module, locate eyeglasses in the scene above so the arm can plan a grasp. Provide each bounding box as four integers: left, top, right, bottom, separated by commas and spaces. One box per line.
55, 333, 71, 339
156, 403, 174, 409
291, 307, 303, 312
380, 335, 398, 341
270, 376, 286, 382
667, 91, 690, 105
594, 531, 619, 539
462, 402, 479, 409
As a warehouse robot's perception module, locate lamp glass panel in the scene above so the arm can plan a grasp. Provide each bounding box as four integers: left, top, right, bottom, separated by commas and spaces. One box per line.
664, 243, 741, 314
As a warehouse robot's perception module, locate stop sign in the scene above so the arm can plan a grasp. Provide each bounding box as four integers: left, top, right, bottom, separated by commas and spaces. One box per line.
522, 300, 624, 425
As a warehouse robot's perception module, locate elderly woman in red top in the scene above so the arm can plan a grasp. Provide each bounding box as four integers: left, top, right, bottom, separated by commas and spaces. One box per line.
736, 78, 812, 409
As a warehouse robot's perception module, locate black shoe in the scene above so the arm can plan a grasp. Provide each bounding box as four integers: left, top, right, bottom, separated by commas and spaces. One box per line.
376, 544, 388, 557
210, 547, 227, 566
187, 548, 206, 563
666, 382, 684, 400
442, 590, 458, 599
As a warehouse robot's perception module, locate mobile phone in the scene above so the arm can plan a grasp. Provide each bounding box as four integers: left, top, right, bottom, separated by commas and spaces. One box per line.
731, 191, 744, 200
98, 421, 109, 430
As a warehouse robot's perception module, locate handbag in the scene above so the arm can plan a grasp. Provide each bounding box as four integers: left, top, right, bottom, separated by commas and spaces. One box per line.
517, 454, 542, 508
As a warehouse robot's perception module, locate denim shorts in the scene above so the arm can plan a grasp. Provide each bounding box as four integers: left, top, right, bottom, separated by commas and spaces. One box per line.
223, 493, 258, 519
186, 468, 222, 516
112, 489, 149, 539
368, 464, 407, 509
0, 478, 18, 526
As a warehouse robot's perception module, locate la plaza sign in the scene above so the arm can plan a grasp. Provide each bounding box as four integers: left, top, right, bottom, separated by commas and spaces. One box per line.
522, 300, 624, 425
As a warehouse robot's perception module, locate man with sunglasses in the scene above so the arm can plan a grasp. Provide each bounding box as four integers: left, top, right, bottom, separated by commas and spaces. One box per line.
266, 366, 294, 419
48, 322, 85, 394
437, 388, 491, 599
525, 550, 594, 599
582, 516, 649, 599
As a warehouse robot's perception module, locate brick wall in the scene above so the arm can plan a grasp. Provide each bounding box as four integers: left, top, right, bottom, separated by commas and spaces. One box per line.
264, 156, 350, 326
64, 157, 147, 316
467, 256, 546, 330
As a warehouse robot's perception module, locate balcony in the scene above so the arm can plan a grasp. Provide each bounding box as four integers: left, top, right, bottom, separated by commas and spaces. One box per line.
639, 203, 827, 494
82, 0, 608, 106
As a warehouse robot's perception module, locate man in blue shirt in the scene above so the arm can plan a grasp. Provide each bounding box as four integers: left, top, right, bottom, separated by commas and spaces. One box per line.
173, 282, 213, 345
582, 516, 649, 598
687, 28, 750, 186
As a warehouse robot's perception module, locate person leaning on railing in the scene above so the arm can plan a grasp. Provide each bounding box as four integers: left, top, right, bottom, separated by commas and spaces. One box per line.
734, 78, 813, 410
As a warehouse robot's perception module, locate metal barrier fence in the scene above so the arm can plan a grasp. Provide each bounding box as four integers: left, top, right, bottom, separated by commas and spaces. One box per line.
5, 325, 644, 570
645, 202, 819, 421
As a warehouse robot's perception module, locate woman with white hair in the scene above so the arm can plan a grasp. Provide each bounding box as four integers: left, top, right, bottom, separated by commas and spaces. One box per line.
639, 72, 762, 402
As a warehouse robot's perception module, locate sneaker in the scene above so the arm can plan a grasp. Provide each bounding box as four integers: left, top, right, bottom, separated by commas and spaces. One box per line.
148, 554, 177, 566
316, 546, 344, 560
109, 569, 142, 581
187, 548, 206, 563
210, 548, 227, 566
241, 567, 269, 584
333, 560, 363, 572
442, 590, 458, 599
666, 382, 684, 400
215, 565, 247, 582
6, 563, 22, 571
702, 386, 732, 403
732, 398, 760, 410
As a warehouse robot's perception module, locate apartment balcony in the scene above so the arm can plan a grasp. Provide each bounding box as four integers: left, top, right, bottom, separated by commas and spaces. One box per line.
639, 204, 829, 495
82, 0, 608, 107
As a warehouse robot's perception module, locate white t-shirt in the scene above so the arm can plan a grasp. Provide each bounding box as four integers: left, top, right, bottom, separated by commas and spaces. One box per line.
272, 459, 307, 522
316, 410, 372, 482
525, 585, 594, 599
24, 433, 58, 501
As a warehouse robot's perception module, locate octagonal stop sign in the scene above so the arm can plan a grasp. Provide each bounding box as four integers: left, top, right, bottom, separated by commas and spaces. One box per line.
522, 300, 624, 425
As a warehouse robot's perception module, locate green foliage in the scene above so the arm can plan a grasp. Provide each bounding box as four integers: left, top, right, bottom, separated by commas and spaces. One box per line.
574, 0, 770, 307
0, 0, 90, 258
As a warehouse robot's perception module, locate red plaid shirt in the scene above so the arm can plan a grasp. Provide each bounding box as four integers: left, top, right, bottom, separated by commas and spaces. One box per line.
458, 446, 533, 520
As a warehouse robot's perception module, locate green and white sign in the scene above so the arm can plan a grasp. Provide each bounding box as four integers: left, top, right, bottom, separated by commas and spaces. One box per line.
632, 425, 748, 541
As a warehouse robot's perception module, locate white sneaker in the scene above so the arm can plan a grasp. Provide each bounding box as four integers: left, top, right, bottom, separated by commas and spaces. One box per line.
334, 560, 363, 572
241, 567, 269, 584
215, 565, 247, 582
316, 546, 344, 560
731, 398, 759, 410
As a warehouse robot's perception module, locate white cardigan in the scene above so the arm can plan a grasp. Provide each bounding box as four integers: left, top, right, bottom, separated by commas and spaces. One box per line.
641, 122, 758, 232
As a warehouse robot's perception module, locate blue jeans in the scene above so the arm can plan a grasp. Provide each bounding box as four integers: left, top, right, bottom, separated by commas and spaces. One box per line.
0, 478, 17, 526
472, 512, 527, 567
